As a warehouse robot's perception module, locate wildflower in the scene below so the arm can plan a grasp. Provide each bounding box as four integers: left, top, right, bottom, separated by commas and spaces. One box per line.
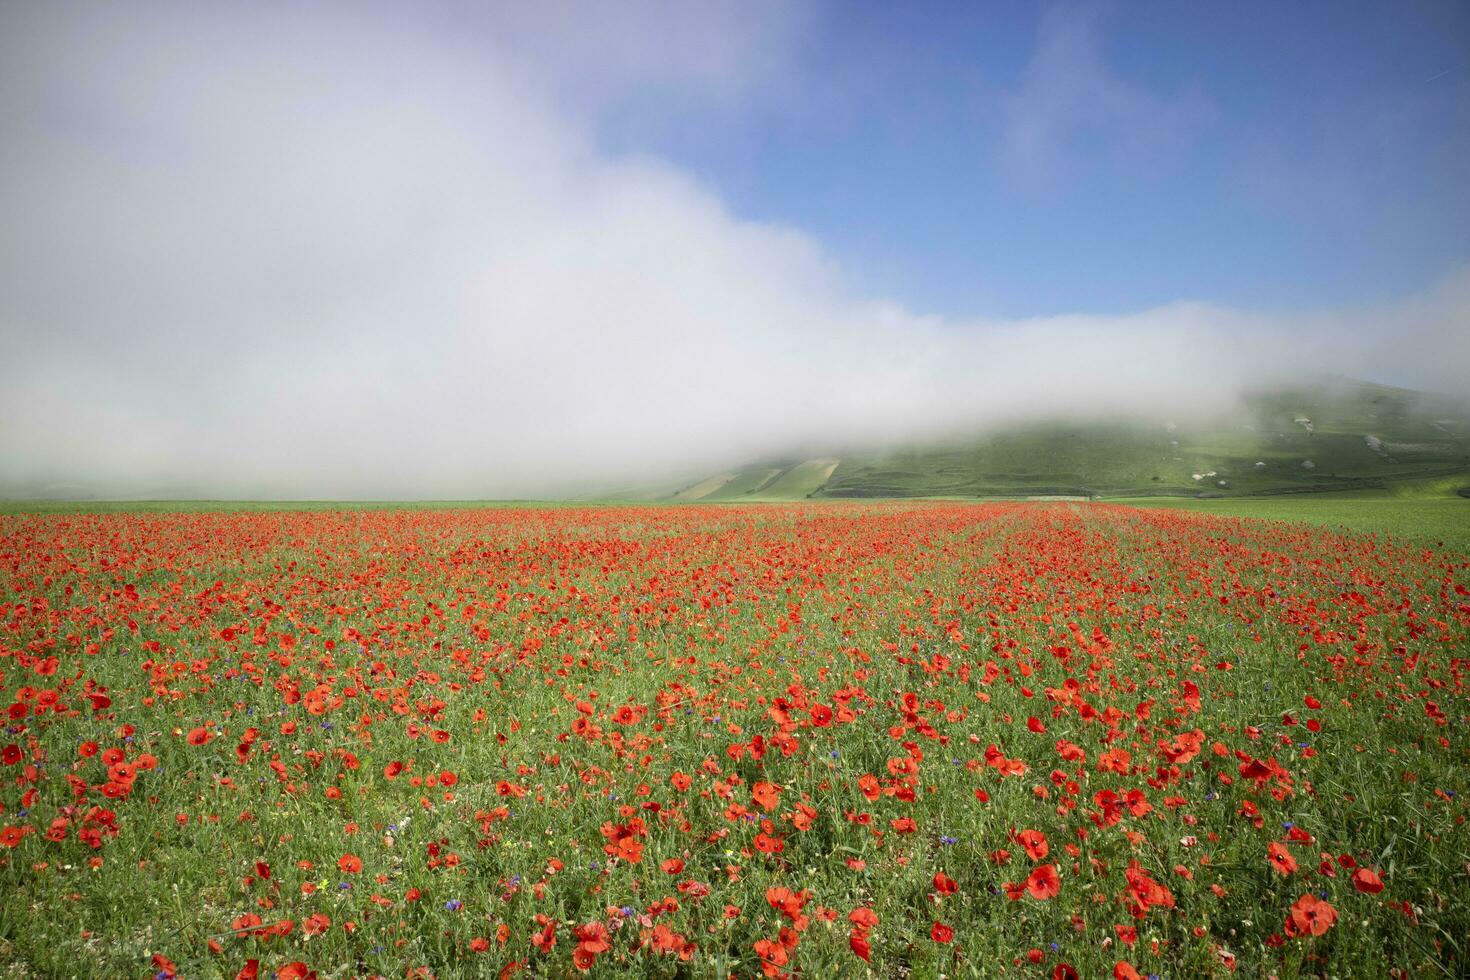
1284, 893, 1338, 938
1025, 864, 1061, 900
1351, 868, 1385, 894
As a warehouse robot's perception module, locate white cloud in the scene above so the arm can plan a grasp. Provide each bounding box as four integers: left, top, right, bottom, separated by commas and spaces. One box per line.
0, 2, 1465, 499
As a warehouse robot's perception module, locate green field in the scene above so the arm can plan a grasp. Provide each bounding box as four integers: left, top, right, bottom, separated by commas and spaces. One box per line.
702, 468, 782, 500
1, 501, 1465, 978
669, 378, 1470, 501
6, 494, 1464, 556
1116, 495, 1470, 553
0, 499, 566, 515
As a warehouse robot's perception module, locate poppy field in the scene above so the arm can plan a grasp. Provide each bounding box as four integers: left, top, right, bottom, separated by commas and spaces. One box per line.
0, 502, 1466, 979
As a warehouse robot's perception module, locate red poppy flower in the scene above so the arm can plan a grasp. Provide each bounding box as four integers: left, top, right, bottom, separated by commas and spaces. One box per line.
1025, 864, 1060, 900
1016, 829, 1049, 861
576, 921, 610, 949
1267, 842, 1297, 875
1352, 868, 1385, 893
1284, 893, 1338, 937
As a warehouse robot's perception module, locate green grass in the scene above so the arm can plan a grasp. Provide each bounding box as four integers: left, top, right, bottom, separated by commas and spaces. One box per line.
672, 473, 738, 500
704, 468, 783, 500
0, 503, 1465, 978
745, 458, 841, 500
0, 499, 567, 515
1115, 494, 1470, 552
674, 378, 1470, 501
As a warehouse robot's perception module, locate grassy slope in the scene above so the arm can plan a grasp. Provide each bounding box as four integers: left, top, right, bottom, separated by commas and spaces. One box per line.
783, 378, 1468, 500
671, 473, 736, 501
748, 458, 840, 500
824, 384, 1467, 498
703, 468, 782, 501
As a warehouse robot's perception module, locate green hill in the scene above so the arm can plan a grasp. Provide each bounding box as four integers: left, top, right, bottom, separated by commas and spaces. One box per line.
673, 379, 1470, 501
703, 468, 782, 500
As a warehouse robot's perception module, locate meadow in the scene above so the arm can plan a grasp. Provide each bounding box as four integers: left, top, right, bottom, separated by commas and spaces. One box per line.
670, 380, 1470, 504
0, 502, 1465, 978
1116, 497, 1470, 555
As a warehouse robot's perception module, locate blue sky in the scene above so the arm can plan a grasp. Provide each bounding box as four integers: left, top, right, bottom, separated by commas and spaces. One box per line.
596, 1, 1470, 318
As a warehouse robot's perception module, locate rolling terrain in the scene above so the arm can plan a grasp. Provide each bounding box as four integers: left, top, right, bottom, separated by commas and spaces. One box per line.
669, 378, 1470, 501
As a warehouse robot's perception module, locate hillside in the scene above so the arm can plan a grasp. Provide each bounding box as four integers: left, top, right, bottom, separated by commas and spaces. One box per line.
668, 378, 1470, 501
